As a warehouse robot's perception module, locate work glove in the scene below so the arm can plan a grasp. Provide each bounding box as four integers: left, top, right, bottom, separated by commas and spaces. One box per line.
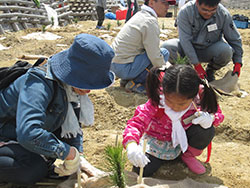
194, 64, 207, 79
232, 62, 242, 77
126, 142, 150, 168
192, 111, 214, 129
54, 147, 80, 176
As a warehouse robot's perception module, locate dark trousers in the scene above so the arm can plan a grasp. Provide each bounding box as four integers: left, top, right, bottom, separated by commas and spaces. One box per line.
132, 153, 165, 177
0, 144, 49, 185
125, 0, 139, 22
133, 124, 215, 177
96, 6, 105, 27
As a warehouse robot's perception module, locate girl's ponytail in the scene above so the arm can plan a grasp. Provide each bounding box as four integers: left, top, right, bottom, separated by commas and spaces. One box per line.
200, 79, 218, 113
146, 67, 165, 106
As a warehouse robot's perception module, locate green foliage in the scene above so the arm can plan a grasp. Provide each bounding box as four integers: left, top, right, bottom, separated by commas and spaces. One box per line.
42, 25, 46, 33
162, 22, 165, 30
174, 53, 189, 65
107, 22, 112, 30
73, 17, 78, 24
33, 0, 40, 8
117, 20, 122, 27
51, 17, 54, 26
104, 144, 126, 188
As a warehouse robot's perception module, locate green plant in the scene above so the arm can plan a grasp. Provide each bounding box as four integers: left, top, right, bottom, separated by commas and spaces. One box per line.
162, 22, 165, 30
174, 53, 189, 65
51, 17, 54, 26
117, 20, 122, 27
104, 143, 126, 188
42, 25, 46, 33
107, 22, 112, 30
73, 17, 78, 24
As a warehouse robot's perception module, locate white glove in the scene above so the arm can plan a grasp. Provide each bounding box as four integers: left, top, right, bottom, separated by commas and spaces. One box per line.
80, 156, 104, 177
126, 142, 150, 168
54, 147, 80, 176
192, 111, 214, 129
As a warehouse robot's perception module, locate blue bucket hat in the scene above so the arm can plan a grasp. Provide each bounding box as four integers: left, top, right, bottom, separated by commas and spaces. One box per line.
50, 33, 115, 90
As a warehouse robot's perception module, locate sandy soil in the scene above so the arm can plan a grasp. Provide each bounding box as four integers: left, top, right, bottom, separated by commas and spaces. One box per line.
0, 9, 250, 188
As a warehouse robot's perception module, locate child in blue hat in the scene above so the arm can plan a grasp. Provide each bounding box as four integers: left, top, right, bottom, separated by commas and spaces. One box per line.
0, 34, 115, 185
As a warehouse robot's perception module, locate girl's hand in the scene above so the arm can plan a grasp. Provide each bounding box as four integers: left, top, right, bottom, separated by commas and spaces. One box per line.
192, 111, 214, 129
126, 142, 150, 168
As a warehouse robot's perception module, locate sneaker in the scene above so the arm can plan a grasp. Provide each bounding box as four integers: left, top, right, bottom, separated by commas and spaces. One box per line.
125, 80, 146, 94
120, 79, 129, 88
96, 26, 105, 30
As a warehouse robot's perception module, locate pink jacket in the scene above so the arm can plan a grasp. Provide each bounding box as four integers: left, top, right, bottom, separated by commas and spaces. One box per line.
123, 98, 224, 147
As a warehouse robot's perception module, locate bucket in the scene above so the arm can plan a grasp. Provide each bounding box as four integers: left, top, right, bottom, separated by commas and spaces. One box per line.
116, 9, 127, 20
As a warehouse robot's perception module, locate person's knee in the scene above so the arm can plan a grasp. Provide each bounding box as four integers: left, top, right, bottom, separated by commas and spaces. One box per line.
186, 125, 215, 150
213, 45, 233, 69
160, 39, 177, 51
220, 48, 232, 64
160, 39, 180, 64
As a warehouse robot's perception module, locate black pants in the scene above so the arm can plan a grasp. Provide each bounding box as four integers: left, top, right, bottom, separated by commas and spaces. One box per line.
125, 0, 138, 22
133, 124, 215, 177
0, 144, 49, 185
186, 124, 215, 150
132, 153, 165, 177
96, 6, 105, 27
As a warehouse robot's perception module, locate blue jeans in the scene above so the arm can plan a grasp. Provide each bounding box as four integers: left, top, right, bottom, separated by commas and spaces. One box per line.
111, 48, 169, 83
0, 144, 49, 185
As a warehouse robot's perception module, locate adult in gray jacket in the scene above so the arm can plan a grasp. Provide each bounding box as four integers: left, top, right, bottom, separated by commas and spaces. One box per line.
111, 0, 176, 94
161, 0, 243, 82
0, 34, 115, 185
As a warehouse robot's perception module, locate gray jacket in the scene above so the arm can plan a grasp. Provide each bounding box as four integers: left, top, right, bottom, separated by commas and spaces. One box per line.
177, 1, 243, 64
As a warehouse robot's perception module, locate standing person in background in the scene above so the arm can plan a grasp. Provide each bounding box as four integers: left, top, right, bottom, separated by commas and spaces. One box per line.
0, 34, 115, 185
111, 0, 176, 94
123, 65, 224, 176
125, 0, 139, 22
161, 0, 243, 82
96, 0, 106, 29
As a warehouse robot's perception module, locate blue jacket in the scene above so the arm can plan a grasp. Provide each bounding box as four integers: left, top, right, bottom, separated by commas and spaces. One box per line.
0, 62, 83, 160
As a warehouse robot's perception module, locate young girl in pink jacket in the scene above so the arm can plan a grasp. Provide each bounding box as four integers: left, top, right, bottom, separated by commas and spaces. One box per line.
123, 64, 224, 176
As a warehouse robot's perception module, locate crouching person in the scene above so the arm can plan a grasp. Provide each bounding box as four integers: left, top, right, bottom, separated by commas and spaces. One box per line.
0, 34, 115, 185
123, 65, 224, 176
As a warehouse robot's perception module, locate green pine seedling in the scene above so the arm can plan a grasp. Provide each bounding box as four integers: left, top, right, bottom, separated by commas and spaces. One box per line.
117, 20, 121, 27
174, 53, 189, 65
104, 144, 126, 188
73, 17, 78, 24
51, 17, 54, 26
162, 22, 165, 30
42, 25, 46, 33
107, 23, 112, 30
